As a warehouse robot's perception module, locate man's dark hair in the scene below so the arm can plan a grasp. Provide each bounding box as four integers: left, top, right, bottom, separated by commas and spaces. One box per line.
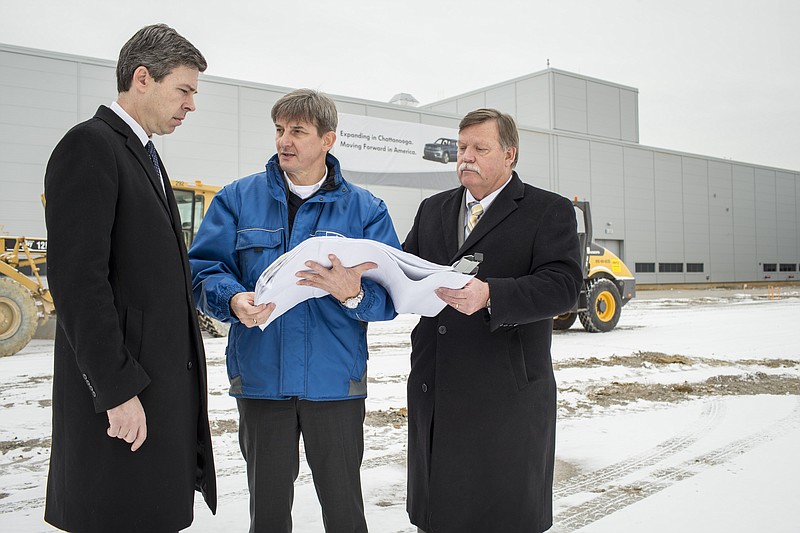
459, 108, 520, 168
116, 24, 207, 93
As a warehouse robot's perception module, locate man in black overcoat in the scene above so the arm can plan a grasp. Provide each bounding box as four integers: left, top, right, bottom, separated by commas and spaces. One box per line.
404, 108, 583, 533
43, 24, 216, 532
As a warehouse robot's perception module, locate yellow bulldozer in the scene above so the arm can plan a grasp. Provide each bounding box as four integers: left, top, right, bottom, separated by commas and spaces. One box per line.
0, 180, 223, 357
553, 199, 636, 332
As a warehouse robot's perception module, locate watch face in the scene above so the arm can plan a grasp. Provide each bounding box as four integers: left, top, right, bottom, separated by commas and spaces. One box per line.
344, 288, 364, 308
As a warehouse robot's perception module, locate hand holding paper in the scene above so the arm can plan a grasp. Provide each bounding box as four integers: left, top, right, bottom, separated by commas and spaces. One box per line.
254, 236, 474, 328
230, 292, 275, 328
295, 254, 377, 303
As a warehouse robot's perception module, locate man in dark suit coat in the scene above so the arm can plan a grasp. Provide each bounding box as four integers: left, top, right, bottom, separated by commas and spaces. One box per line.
403, 108, 583, 533
43, 24, 216, 532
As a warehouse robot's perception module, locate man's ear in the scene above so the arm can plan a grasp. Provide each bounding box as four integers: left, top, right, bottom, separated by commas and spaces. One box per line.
322, 130, 337, 151
504, 146, 517, 168
131, 66, 150, 93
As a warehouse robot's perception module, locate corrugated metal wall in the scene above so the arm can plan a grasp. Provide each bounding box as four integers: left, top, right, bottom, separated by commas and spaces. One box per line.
1, 44, 798, 284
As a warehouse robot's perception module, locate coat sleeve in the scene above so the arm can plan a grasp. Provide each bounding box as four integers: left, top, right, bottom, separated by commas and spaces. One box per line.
486, 195, 583, 331
338, 195, 400, 322
188, 187, 248, 323
44, 126, 151, 413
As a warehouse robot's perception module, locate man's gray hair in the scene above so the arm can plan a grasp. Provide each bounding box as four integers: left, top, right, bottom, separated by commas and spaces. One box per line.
116, 24, 207, 93
271, 89, 338, 135
459, 108, 520, 168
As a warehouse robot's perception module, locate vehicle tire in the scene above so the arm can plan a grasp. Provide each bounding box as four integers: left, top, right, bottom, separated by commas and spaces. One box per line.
579, 278, 621, 333
553, 312, 577, 330
441, 152, 450, 164
197, 310, 229, 338
0, 278, 38, 356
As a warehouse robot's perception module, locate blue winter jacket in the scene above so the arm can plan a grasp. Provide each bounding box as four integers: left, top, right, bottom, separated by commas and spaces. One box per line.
189, 153, 400, 400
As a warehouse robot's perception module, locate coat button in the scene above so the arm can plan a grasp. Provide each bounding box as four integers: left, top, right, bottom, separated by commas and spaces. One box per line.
438, 325, 447, 334
187, 361, 193, 370
422, 384, 428, 393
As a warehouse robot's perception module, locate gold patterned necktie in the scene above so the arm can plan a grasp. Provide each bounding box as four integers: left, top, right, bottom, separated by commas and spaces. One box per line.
467, 201, 484, 233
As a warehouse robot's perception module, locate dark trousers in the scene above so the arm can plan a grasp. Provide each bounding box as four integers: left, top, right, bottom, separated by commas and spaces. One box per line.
237, 397, 367, 533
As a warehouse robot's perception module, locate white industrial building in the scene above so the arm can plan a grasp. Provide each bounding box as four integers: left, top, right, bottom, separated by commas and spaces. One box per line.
1, 43, 798, 285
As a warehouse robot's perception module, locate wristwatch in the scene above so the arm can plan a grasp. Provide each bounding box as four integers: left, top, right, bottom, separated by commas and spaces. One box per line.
341, 287, 364, 309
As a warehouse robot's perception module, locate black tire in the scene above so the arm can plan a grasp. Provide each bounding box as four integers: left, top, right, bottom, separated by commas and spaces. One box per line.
0, 278, 38, 356
441, 152, 450, 164
553, 312, 577, 330
197, 310, 229, 338
579, 278, 622, 333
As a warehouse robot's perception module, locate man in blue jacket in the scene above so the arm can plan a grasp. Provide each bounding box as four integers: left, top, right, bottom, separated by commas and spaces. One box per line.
189, 89, 400, 533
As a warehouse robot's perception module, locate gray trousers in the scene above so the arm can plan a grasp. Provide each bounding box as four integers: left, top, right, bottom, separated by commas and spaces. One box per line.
237, 397, 367, 533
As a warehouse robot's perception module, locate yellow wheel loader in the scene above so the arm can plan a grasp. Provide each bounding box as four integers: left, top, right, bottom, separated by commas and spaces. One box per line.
0, 180, 225, 357
170, 180, 229, 338
0, 237, 53, 356
553, 200, 636, 332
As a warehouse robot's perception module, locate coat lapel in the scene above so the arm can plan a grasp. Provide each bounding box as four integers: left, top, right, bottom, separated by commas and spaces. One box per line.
160, 165, 182, 233
95, 106, 173, 217
452, 173, 524, 262
131, 137, 173, 216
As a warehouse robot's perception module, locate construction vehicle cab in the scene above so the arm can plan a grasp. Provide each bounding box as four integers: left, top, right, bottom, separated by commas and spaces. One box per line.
554, 199, 636, 332
1, 180, 223, 357
172, 180, 221, 249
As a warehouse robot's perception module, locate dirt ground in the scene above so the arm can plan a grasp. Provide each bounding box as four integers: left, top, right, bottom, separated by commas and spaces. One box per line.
554, 352, 800, 414
155, 288, 800, 442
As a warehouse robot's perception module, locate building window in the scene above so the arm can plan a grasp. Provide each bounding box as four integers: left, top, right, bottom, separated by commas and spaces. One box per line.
763, 263, 777, 272
779, 263, 797, 272
659, 263, 684, 273
635, 262, 655, 273
686, 263, 704, 273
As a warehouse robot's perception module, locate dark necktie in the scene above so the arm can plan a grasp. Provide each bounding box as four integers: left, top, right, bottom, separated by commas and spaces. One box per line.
145, 140, 167, 198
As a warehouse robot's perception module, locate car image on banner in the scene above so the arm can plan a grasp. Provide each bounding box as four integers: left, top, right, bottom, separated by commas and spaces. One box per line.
422, 138, 458, 164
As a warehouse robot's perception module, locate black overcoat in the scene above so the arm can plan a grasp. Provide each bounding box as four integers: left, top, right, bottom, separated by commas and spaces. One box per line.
403, 174, 582, 533
43, 106, 216, 532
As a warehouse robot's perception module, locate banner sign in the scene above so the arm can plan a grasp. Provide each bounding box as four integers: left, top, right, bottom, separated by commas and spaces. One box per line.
333, 113, 458, 173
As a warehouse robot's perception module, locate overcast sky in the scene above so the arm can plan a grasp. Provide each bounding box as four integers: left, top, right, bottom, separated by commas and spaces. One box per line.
2, 0, 798, 171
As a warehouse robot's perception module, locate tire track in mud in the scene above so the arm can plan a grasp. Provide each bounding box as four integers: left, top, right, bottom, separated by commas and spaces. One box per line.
550, 397, 800, 531
553, 398, 725, 500
0, 498, 42, 515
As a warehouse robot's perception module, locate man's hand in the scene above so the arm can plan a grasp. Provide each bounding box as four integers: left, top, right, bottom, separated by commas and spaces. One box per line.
435, 278, 490, 315
296, 254, 377, 302
231, 292, 276, 328
107, 395, 147, 452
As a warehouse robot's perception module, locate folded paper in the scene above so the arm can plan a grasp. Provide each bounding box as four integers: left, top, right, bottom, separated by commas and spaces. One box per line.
254, 236, 473, 328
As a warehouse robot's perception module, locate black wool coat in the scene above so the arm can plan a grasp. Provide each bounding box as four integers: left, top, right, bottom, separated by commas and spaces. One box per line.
43, 106, 216, 533
403, 174, 583, 533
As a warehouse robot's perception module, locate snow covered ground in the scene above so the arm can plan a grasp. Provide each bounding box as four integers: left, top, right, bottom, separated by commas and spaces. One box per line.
1, 287, 799, 532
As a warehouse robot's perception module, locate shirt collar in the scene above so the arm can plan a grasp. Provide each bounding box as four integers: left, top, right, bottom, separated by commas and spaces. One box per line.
110, 101, 150, 147
465, 173, 513, 212
284, 167, 328, 200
